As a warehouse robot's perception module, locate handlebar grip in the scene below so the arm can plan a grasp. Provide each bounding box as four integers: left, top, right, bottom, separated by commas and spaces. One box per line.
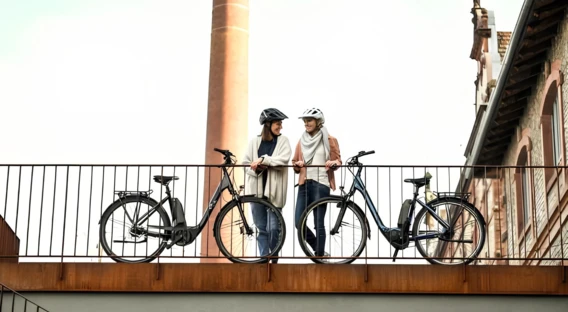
214, 148, 233, 156
358, 150, 375, 157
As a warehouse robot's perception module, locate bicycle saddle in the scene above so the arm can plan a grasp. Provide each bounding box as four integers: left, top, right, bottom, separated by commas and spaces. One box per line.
403, 177, 429, 187
153, 175, 179, 185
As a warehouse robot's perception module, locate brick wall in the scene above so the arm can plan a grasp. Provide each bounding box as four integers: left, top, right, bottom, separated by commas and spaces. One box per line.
500, 17, 568, 263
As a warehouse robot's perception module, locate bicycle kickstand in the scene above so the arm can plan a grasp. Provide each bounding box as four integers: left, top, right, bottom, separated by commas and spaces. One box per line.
392, 249, 399, 262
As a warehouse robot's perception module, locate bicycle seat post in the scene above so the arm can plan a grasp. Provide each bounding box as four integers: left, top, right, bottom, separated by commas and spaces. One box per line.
164, 183, 173, 198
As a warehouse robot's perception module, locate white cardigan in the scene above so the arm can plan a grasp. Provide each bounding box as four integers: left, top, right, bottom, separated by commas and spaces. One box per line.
242, 135, 291, 208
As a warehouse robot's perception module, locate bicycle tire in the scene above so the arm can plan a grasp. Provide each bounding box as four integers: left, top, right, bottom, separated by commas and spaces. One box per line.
99, 195, 171, 263
214, 196, 286, 264
412, 197, 486, 265
297, 197, 368, 264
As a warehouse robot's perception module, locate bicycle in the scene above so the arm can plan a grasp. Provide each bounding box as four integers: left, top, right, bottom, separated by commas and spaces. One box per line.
99, 148, 287, 263
297, 150, 486, 265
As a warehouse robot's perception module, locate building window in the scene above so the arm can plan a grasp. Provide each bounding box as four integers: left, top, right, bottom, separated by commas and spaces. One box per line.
552, 96, 561, 165
521, 162, 531, 229
513, 133, 533, 240
539, 60, 565, 185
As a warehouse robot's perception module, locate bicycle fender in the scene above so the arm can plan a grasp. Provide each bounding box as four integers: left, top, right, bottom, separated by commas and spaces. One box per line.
98, 195, 159, 224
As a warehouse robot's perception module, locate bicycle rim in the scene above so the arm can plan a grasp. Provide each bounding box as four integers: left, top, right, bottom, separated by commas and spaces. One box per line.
99, 196, 170, 263
298, 198, 367, 264
413, 198, 486, 265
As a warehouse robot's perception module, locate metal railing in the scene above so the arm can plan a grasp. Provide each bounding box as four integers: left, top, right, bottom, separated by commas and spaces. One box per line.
0, 283, 49, 311
0, 163, 566, 265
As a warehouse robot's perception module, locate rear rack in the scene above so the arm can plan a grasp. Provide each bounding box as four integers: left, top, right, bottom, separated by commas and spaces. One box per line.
114, 190, 153, 198
433, 192, 471, 200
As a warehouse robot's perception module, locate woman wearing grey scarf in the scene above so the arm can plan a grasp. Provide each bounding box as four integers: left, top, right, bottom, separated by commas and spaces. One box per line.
292, 108, 342, 260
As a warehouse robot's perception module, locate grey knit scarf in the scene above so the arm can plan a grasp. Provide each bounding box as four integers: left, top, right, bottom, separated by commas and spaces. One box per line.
300, 126, 330, 165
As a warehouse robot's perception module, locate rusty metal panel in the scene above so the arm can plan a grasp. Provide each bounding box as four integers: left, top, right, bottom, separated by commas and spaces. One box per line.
0, 215, 19, 263
0, 263, 567, 295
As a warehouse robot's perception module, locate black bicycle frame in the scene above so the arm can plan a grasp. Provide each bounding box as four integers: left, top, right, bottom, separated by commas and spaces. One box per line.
136, 165, 251, 239
335, 165, 451, 242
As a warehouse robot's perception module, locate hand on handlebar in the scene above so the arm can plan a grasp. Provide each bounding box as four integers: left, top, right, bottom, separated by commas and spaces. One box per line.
326, 160, 340, 170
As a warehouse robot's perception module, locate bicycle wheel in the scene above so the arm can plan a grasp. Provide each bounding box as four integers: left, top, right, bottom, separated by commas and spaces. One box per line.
214, 196, 286, 264
99, 196, 171, 263
412, 197, 486, 265
297, 197, 368, 264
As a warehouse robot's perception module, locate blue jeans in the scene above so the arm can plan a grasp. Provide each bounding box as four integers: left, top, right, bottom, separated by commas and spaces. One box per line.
251, 203, 281, 263
295, 180, 330, 256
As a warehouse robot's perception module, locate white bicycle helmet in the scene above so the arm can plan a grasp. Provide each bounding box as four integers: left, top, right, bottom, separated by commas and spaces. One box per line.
298, 108, 325, 123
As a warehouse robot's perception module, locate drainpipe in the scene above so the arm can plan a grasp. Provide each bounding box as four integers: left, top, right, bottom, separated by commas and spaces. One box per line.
462, 0, 537, 188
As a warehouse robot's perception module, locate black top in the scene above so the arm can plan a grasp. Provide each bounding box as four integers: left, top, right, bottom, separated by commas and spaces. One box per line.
257, 136, 278, 188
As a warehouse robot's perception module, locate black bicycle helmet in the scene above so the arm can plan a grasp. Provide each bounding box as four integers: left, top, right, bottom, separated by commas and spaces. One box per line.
259, 108, 288, 125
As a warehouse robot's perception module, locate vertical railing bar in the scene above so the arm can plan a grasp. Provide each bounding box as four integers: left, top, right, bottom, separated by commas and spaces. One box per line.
60, 166, 70, 262
376, 166, 379, 261
99, 166, 106, 261
158, 165, 163, 264
37, 167, 46, 256
388, 167, 391, 258
505, 167, 516, 263
73, 166, 82, 256
524, 165, 529, 262
171, 166, 176, 258
484, 166, 491, 263
554, 167, 564, 265
49, 167, 58, 256
86, 166, 94, 256
435, 166, 440, 263
134, 166, 140, 259
25, 166, 35, 256
121, 166, 129, 257
400, 166, 405, 259
292, 167, 296, 259
447, 166, 452, 263
111, 166, 116, 258
145, 166, 149, 258
14, 166, 22, 241
497, 167, 504, 264
183, 166, 188, 258
11, 289, 15, 312
3, 166, 9, 220
542, 165, 552, 263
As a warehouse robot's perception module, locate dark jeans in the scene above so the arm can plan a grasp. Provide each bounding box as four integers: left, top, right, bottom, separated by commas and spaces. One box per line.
295, 180, 330, 256
251, 203, 281, 263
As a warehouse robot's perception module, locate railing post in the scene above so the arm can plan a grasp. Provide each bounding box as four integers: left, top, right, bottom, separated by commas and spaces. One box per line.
266, 259, 272, 283
155, 258, 161, 281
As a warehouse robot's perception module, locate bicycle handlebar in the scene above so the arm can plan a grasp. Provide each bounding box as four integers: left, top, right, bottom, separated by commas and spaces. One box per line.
214, 148, 235, 165
346, 150, 375, 167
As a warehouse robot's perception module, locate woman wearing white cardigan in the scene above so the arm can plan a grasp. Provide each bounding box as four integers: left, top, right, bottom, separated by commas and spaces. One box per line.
242, 108, 291, 263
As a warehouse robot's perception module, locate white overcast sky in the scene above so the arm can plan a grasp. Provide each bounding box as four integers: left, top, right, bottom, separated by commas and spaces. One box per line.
0, 0, 526, 263
0, 0, 524, 166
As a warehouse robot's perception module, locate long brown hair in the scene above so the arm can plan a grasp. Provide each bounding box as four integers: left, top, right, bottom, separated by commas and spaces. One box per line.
261, 123, 273, 141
